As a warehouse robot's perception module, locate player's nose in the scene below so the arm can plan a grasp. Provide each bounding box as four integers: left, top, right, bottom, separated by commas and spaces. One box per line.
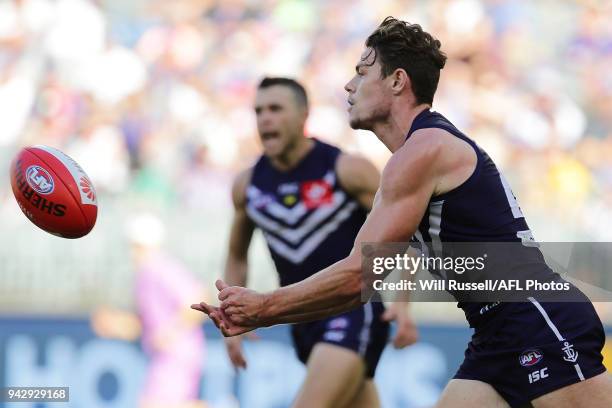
258, 111, 274, 127
344, 77, 355, 93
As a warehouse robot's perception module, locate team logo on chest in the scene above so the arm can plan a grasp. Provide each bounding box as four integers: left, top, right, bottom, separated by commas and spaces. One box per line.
301, 179, 333, 209
278, 183, 299, 207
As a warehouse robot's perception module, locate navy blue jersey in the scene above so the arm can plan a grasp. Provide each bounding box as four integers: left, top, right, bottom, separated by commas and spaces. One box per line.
406, 109, 558, 325
246, 139, 368, 287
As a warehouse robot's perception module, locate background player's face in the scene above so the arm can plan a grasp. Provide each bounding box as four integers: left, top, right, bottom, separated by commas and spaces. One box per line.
254, 85, 307, 158
344, 47, 393, 130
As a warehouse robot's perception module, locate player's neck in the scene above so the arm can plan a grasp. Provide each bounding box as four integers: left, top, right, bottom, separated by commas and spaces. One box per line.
269, 136, 314, 172
373, 103, 430, 153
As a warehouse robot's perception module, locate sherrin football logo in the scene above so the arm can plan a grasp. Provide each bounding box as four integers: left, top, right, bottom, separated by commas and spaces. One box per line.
519, 349, 544, 367
26, 165, 54, 195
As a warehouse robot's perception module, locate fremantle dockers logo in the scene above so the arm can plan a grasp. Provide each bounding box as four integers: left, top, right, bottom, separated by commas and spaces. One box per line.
519, 349, 544, 367
562, 341, 579, 363
26, 165, 54, 195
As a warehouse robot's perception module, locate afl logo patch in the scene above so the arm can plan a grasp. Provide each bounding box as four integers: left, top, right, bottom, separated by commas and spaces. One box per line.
519, 349, 543, 367
26, 165, 54, 195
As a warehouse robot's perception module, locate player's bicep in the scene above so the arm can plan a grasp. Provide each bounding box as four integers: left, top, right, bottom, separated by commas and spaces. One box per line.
355, 186, 429, 244
353, 139, 440, 244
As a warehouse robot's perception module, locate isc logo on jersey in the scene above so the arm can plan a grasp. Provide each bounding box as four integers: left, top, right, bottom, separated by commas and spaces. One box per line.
519, 349, 544, 367
26, 166, 54, 195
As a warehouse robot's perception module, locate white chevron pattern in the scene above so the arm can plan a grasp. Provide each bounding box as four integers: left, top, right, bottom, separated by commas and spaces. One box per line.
246, 191, 348, 245
263, 202, 359, 264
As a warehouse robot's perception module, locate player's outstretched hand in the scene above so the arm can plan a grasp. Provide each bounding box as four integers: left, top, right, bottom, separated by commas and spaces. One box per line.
190, 300, 255, 337
215, 279, 267, 327
382, 303, 419, 348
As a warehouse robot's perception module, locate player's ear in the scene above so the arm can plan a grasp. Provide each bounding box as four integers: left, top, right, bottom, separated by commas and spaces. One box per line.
390, 68, 410, 95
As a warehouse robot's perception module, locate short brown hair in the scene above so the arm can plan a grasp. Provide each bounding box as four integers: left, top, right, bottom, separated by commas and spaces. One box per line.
257, 77, 308, 109
366, 17, 447, 105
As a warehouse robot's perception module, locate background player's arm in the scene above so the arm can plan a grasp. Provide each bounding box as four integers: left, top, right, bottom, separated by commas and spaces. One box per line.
336, 153, 380, 210
215, 134, 444, 331
224, 169, 255, 288
223, 169, 256, 366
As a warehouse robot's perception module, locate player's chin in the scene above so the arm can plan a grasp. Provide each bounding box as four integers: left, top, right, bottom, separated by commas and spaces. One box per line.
348, 115, 365, 130
263, 146, 286, 160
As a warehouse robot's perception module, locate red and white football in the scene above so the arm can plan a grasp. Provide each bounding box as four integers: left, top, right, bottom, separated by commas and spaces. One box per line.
10, 145, 98, 238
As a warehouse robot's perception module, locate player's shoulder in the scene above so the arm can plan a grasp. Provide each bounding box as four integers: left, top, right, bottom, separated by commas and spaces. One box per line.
336, 152, 378, 178
231, 167, 253, 208
386, 129, 445, 176
336, 152, 380, 194
382, 127, 476, 197
379, 129, 448, 199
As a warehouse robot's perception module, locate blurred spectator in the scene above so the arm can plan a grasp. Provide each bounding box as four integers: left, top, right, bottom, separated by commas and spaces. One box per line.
93, 213, 207, 408
128, 213, 207, 408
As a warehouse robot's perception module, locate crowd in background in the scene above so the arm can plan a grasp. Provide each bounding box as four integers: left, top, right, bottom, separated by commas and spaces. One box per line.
1, 0, 612, 316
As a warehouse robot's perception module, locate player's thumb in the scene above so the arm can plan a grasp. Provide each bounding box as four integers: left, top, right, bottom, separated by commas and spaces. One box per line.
216, 279, 230, 292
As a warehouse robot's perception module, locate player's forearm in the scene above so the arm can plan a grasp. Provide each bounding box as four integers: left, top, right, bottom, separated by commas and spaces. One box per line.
270, 297, 362, 324
260, 254, 364, 325
225, 257, 248, 287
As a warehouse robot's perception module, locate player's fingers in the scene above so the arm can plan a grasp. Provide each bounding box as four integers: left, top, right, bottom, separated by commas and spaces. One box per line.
216, 279, 230, 292
207, 307, 232, 332
393, 329, 418, 348
393, 332, 408, 348
220, 322, 231, 337
226, 311, 249, 326
191, 302, 215, 316
224, 310, 250, 326
393, 334, 405, 348
190, 304, 205, 312
209, 313, 222, 330
218, 287, 235, 302
220, 299, 240, 311
222, 305, 239, 315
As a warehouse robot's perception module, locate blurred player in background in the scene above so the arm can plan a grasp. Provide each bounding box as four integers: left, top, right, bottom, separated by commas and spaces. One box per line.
94, 214, 207, 408
221, 77, 417, 408
196, 18, 612, 408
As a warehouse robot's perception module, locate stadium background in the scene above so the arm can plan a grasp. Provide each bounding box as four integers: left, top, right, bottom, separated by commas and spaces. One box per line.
0, 0, 611, 406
